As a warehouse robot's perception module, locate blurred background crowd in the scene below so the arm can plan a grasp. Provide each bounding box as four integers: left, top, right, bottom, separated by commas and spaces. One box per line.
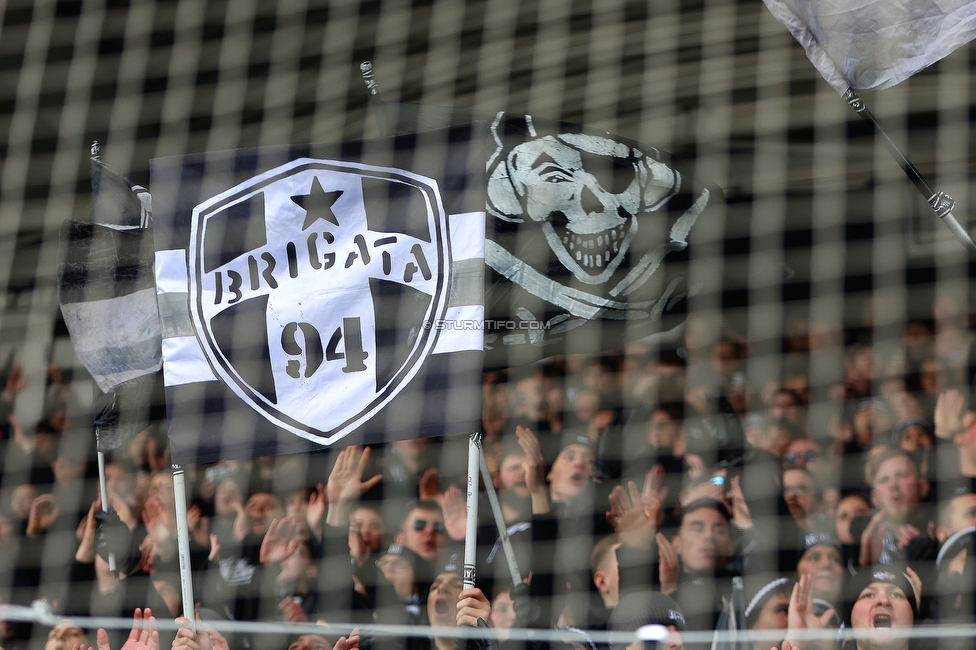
0, 304, 975, 650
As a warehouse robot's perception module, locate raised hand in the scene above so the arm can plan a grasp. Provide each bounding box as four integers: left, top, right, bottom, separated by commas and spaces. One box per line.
607, 475, 666, 549
75, 500, 100, 563
935, 389, 966, 439
305, 483, 326, 539
4, 364, 28, 400
787, 574, 836, 649
8, 413, 32, 454
858, 509, 886, 566
515, 426, 549, 514
896, 523, 923, 549
231, 497, 249, 542
348, 524, 368, 564
608, 481, 649, 545
27, 493, 59, 536
657, 532, 680, 595
208, 533, 221, 562
278, 596, 309, 623
640, 466, 668, 512
727, 475, 752, 529
419, 468, 441, 502
259, 516, 301, 565
905, 567, 922, 610
187, 504, 210, 548
326, 446, 382, 526
332, 628, 361, 650
441, 485, 467, 541
97, 608, 159, 650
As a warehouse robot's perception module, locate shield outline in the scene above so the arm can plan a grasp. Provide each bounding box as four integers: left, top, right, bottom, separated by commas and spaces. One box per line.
188, 158, 450, 446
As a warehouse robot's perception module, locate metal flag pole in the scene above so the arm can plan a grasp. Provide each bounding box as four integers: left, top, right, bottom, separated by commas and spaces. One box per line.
94, 441, 116, 572
90, 141, 118, 574
478, 452, 523, 586
462, 432, 482, 589
172, 463, 197, 629
843, 88, 976, 257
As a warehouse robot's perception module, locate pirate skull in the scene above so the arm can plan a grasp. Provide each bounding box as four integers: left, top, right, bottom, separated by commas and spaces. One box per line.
489, 132, 674, 285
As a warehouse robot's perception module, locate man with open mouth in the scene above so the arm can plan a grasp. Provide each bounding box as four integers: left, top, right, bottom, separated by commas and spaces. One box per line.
424, 568, 492, 650
844, 567, 918, 650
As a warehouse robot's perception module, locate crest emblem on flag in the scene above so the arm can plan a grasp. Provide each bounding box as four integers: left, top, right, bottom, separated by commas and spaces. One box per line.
187, 158, 450, 445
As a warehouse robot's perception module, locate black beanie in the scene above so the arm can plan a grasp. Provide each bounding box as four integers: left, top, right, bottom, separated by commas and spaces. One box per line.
842, 565, 918, 628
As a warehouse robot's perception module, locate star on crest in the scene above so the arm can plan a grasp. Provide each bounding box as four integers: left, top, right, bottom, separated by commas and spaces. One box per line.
292, 177, 343, 230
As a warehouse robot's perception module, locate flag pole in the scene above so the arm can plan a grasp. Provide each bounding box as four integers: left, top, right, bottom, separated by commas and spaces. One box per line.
89, 140, 118, 574
172, 463, 197, 629
843, 88, 976, 256
462, 432, 481, 590
94, 444, 117, 572
478, 452, 523, 586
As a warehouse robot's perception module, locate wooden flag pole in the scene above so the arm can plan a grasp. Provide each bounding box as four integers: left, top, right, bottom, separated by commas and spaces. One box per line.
172, 463, 197, 629
462, 432, 482, 589
843, 87, 976, 256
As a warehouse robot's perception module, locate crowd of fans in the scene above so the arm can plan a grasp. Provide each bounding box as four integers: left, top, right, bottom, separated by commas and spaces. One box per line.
0, 309, 975, 650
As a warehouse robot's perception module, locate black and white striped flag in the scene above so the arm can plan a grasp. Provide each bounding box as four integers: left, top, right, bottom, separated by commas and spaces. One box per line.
59, 155, 163, 451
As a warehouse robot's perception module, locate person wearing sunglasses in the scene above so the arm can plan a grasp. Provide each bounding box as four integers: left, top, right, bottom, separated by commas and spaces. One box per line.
395, 501, 449, 564
782, 439, 823, 469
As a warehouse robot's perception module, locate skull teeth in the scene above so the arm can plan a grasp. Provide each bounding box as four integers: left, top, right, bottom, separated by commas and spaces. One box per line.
562, 223, 629, 271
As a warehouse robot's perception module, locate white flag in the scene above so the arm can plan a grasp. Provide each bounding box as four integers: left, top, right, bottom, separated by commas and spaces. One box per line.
763, 0, 976, 94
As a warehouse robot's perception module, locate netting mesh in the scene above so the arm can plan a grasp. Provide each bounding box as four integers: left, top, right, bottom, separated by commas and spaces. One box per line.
1, 0, 976, 649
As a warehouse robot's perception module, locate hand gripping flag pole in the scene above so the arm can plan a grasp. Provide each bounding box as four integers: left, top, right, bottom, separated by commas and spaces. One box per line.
172, 463, 197, 628
463, 431, 482, 590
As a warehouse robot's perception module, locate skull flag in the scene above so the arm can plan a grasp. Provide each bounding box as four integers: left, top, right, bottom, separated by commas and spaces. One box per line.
367, 97, 717, 367
151, 128, 486, 463
482, 112, 714, 367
